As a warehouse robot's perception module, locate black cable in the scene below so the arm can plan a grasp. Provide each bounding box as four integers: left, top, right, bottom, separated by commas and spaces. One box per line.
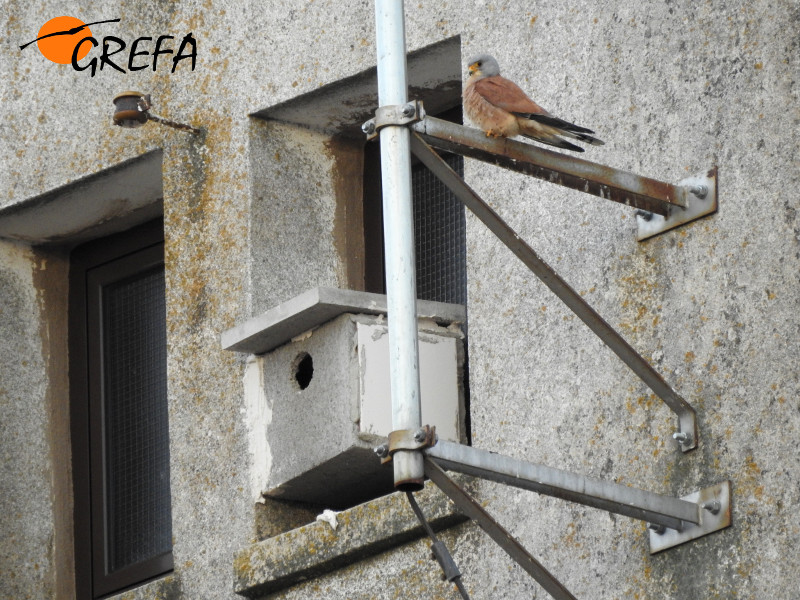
406, 491, 471, 600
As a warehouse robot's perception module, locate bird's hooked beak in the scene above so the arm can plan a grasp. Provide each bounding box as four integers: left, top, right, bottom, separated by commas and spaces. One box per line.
468, 62, 479, 76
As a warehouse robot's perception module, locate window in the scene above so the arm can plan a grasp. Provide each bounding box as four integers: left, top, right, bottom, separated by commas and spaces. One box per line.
69, 220, 172, 598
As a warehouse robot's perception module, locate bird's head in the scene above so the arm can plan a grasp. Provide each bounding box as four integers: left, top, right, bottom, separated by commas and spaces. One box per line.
466, 54, 500, 79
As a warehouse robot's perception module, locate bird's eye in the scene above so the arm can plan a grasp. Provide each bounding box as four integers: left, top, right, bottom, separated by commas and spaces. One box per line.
477, 61, 482, 66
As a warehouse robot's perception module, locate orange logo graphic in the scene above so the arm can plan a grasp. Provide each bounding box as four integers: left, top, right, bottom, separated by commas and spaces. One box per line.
20, 16, 197, 77
20, 17, 120, 64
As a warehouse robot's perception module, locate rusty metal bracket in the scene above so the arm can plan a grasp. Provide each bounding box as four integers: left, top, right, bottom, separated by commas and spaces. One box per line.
636, 168, 719, 241
648, 480, 732, 553
362, 100, 425, 141
411, 111, 689, 217
375, 425, 438, 465
410, 132, 698, 452
410, 110, 719, 243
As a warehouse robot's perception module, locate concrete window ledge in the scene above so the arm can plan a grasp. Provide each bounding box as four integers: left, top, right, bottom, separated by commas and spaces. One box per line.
233, 481, 467, 598
106, 573, 180, 600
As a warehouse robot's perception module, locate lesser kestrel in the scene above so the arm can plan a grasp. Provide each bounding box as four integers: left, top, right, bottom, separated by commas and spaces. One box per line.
463, 54, 604, 152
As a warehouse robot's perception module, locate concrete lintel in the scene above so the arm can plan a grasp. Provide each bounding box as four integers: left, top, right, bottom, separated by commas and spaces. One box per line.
250, 37, 461, 137
220, 287, 466, 355
233, 481, 468, 598
0, 150, 163, 245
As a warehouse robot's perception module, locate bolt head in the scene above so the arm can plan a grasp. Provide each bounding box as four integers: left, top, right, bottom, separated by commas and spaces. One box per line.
648, 523, 667, 534
401, 103, 416, 117
374, 444, 389, 458
413, 428, 427, 442
673, 431, 692, 445
689, 185, 709, 199
362, 121, 376, 135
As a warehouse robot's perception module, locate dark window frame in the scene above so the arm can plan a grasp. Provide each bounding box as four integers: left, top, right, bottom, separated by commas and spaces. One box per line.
69, 219, 173, 598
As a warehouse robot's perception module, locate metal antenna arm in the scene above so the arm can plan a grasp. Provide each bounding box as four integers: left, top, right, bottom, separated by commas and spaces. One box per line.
409, 132, 697, 451
424, 458, 578, 600
426, 440, 700, 530
424, 441, 731, 557
412, 115, 686, 216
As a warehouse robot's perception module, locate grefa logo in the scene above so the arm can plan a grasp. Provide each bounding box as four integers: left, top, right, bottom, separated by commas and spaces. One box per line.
20, 16, 197, 77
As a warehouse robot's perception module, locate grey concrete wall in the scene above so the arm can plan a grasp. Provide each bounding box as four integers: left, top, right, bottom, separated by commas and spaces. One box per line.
0, 243, 55, 598
0, 0, 797, 599
460, 2, 799, 598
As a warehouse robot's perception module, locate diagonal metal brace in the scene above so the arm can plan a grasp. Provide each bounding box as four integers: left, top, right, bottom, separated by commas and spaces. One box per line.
409, 132, 697, 451
424, 458, 578, 600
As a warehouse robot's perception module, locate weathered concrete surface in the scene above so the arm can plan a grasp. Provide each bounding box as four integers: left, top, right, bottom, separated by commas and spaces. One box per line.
0, 0, 797, 599
234, 481, 467, 598
0, 242, 56, 598
459, 2, 800, 598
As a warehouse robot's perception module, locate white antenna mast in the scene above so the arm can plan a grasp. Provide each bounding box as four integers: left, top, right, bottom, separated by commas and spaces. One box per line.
373, 0, 425, 493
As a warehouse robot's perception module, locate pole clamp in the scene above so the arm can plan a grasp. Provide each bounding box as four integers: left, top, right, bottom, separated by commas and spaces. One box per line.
375, 424, 437, 465
362, 100, 426, 141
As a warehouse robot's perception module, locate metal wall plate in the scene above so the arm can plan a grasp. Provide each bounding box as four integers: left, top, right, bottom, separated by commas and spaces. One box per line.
649, 480, 731, 553
637, 167, 718, 241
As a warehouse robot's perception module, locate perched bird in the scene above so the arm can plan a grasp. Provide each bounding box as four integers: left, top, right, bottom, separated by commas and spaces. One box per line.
463, 54, 604, 152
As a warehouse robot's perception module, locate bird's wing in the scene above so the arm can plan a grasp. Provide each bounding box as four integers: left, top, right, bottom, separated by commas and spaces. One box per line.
472, 76, 549, 115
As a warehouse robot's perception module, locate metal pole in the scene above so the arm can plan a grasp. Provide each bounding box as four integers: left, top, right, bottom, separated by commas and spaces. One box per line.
374, 0, 424, 489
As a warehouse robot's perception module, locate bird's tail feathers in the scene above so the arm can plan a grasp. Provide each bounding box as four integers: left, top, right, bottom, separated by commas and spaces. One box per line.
560, 130, 605, 146
517, 113, 605, 146
519, 132, 585, 152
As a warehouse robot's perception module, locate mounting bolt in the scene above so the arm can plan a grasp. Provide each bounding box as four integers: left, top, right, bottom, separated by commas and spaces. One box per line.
362, 120, 376, 135
413, 428, 427, 443
689, 184, 708, 199
702, 500, 721, 515
648, 523, 667, 535
401, 103, 416, 117
673, 431, 692, 445
374, 444, 389, 458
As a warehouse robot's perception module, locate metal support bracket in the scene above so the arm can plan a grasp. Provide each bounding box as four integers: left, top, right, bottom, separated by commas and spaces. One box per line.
426, 440, 704, 531
375, 425, 438, 465
425, 439, 732, 556
362, 100, 425, 141
410, 131, 698, 452
649, 480, 732, 553
636, 168, 719, 241
410, 111, 719, 241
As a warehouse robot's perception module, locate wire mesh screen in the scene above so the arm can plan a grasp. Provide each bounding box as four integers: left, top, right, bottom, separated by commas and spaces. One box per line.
412, 152, 467, 306
102, 266, 172, 574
